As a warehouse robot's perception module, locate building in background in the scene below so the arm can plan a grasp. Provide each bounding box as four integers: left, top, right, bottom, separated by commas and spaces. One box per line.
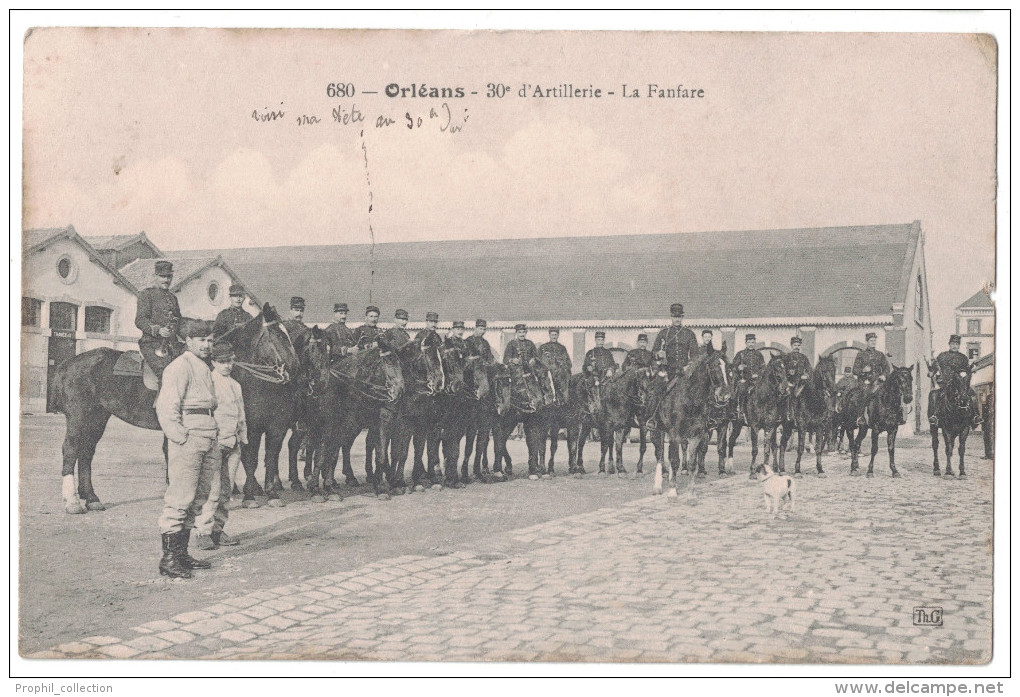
954, 286, 994, 361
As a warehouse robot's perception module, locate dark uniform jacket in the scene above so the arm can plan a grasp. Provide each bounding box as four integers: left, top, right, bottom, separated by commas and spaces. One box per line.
213, 306, 253, 338
413, 328, 442, 351
731, 348, 765, 381
352, 324, 383, 349
381, 326, 412, 352
934, 350, 970, 382
621, 347, 654, 372
281, 319, 309, 346
325, 322, 357, 354
445, 336, 468, 354
504, 338, 540, 366
465, 334, 496, 365
782, 351, 813, 380
135, 287, 182, 348
583, 347, 618, 376
653, 325, 699, 376
852, 348, 890, 384
539, 341, 572, 373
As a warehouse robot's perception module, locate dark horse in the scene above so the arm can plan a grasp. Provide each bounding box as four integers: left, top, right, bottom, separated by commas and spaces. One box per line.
285, 326, 327, 494
460, 362, 509, 482
538, 356, 572, 476
927, 359, 973, 479
565, 366, 650, 477
729, 357, 790, 479
779, 355, 837, 477
651, 353, 732, 495
491, 363, 556, 480
849, 365, 914, 478
437, 349, 490, 486
220, 307, 301, 507
411, 339, 470, 489
51, 304, 296, 514
387, 337, 447, 491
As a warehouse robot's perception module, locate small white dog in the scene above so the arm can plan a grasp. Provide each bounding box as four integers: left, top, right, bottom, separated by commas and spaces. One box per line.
758, 463, 796, 515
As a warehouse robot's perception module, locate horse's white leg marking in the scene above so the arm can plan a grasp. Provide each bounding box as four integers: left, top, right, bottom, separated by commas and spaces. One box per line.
653, 459, 663, 495
62, 474, 85, 514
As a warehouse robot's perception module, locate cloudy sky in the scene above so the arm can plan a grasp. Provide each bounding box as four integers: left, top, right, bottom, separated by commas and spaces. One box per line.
21, 27, 996, 342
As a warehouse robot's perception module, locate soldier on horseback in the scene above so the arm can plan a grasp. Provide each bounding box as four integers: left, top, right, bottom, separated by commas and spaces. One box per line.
731, 333, 765, 425
135, 260, 183, 383
782, 336, 812, 421
699, 329, 717, 354
281, 296, 309, 345
447, 320, 468, 351
382, 309, 412, 351
850, 332, 896, 426
413, 311, 443, 350
465, 319, 495, 365
352, 305, 383, 350
213, 284, 253, 339
622, 333, 653, 371
539, 327, 572, 374
503, 323, 549, 411
646, 303, 699, 429
928, 335, 982, 429
325, 303, 358, 356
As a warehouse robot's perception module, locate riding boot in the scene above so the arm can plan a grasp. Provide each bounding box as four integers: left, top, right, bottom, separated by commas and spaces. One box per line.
158, 533, 191, 579
175, 530, 212, 570
970, 399, 983, 429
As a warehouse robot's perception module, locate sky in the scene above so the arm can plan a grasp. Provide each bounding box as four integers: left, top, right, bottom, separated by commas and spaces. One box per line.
20, 26, 998, 344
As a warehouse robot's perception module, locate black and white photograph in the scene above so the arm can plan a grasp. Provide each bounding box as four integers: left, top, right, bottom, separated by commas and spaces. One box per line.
11, 11, 1008, 689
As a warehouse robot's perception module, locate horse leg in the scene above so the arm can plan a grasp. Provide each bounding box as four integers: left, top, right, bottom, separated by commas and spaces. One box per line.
815, 422, 826, 475
748, 428, 759, 479
636, 427, 648, 474
240, 432, 264, 507
461, 423, 476, 481
794, 427, 805, 476
943, 431, 955, 477
958, 430, 968, 478
263, 428, 287, 507
779, 426, 793, 474
548, 421, 559, 473
887, 429, 900, 478
866, 428, 880, 478
286, 424, 304, 492
849, 426, 864, 475
930, 424, 941, 476
69, 410, 112, 512
614, 428, 627, 476
426, 421, 444, 489
652, 430, 666, 494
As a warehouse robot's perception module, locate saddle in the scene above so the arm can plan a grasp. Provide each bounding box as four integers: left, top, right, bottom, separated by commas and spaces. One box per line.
113, 351, 159, 391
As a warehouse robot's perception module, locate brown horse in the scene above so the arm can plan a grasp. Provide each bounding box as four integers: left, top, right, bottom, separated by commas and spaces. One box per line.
780, 355, 837, 476
928, 359, 974, 478
850, 365, 914, 477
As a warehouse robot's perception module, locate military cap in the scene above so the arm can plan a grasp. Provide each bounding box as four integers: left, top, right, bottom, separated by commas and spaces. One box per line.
865, 332, 877, 340
475, 319, 487, 328
949, 334, 962, 344
290, 296, 305, 310
595, 330, 606, 339
365, 305, 380, 315
844, 367, 852, 373
790, 336, 803, 345
745, 333, 756, 342
702, 329, 714, 337
514, 323, 528, 332
394, 309, 409, 320
229, 284, 245, 297
211, 340, 235, 362
670, 303, 684, 317
334, 303, 349, 313
452, 320, 465, 329
181, 318, 214, 338
154, 260, 174, 276
425, 311, 440, 322
637, 333, 648, 341
548, 327, 560, 334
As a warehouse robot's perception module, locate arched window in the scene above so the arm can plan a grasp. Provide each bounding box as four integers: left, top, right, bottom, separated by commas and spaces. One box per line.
915, 274, 924, 324
207, 281, 220, 304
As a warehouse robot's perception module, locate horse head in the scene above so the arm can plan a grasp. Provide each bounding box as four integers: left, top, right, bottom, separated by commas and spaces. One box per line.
464, 356, 490, 400
815, 356, 838, 411
299, 326, 332, 396
439, 341, 467, 396
940, 363, 971, 410
231, 308, 300, 385
765, 358, 790, 398
396, 334, 445, 395
884, 364, 915, 420
690, 353, 731, 408
618, 365, 650, 411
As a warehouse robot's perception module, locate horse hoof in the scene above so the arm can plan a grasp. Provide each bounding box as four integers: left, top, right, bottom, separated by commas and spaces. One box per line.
267, 498, 285, 508
696, 472, 706, 479
933, 470, 941, 477
816, 472, 827, 478
573, 473, 585, 479
944, 472, 955, 478
392, 487, 406, 496
310, 494, 326, 503
377, 493, 391, 501
528, 474, 539, 481
345, 477, 360, 487
431, 484, 443, 491
957, 473, 967, 480
86, 500, 106, 512
891, 471, 901, 478
666, 488, 678, 499
749, 473, 757, 480
793, 473, 803, 479
290, 481, 305, 492
64, 502, 86, 515
242, 499, 260, 509
541, 473, 551, 480
866, 472, 874, 479
414, 484, 426, 492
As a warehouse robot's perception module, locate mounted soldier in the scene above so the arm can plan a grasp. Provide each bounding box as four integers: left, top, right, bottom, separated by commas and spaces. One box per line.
583, 331, 617, 381
699, 329, 717, 355
281, 296, 309, 346
213, 284, 253, 339
621, 333, 653, 372
850, 332, 893, 427
324, 303, 358, 356
135, 260, 183, 383
731, 333, 765, 425
413, 311, 443, 351
465, 319, 495, 365
382, 309, 412, 352
503, 323, 550, 411
782, 336, 813, 421
539, 327, 572, 375
928, 335, 982, 429
646, 303, 698, 429
447, 320, 468, 352
352, 305, 383, 350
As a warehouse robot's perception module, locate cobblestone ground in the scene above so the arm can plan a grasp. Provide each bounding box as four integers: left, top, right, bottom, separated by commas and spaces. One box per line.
25, 435, 993, 664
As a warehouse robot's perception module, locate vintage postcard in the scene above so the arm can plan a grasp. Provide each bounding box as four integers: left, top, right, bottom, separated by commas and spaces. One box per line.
14, 16, 1004, 685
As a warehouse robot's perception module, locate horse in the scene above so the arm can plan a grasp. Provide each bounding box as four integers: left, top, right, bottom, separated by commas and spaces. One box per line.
651, 352, 732, 495
538, 355, 572, 476
491, 362, 556, 480
435, 348, 490, 486
779, 355, 836, 477
461, 362, 505, 482
317, 338, 405, 499
565, 366, 650, 477
849, 365, 914, 478
928, 359, 974, 478
220, 307, 302, 507
284, 326, 327, 494
418, 339, 471, 489
387, 336, 448, 491
50, 304, 293, 514
730, 357, 790, 479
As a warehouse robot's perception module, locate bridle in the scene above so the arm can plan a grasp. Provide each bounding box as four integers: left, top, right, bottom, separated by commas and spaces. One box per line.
234, 320, 295, 385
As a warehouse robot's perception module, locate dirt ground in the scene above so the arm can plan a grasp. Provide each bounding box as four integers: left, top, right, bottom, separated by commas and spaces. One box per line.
18, 413, 670, 654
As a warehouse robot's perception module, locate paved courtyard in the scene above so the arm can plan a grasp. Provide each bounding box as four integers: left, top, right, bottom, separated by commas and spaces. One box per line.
23, 425, 994, 664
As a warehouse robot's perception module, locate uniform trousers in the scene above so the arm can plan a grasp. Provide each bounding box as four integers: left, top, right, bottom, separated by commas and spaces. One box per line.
158, 433, 220, 534
197, 444, 242, 537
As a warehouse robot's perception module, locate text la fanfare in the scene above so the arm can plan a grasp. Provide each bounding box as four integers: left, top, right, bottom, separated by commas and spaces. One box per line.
520, 84, 705, 98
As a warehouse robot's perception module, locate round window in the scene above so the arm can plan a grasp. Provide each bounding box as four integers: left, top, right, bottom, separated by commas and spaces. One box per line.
56, 255, 77, 284
207, 282, 219, 303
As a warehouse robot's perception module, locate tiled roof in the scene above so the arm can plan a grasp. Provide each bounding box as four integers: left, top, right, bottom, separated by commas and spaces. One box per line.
164, 222, 922, 325
22, 226, 140, 293
956, 287, 994, 310
119, 256, 261, 305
